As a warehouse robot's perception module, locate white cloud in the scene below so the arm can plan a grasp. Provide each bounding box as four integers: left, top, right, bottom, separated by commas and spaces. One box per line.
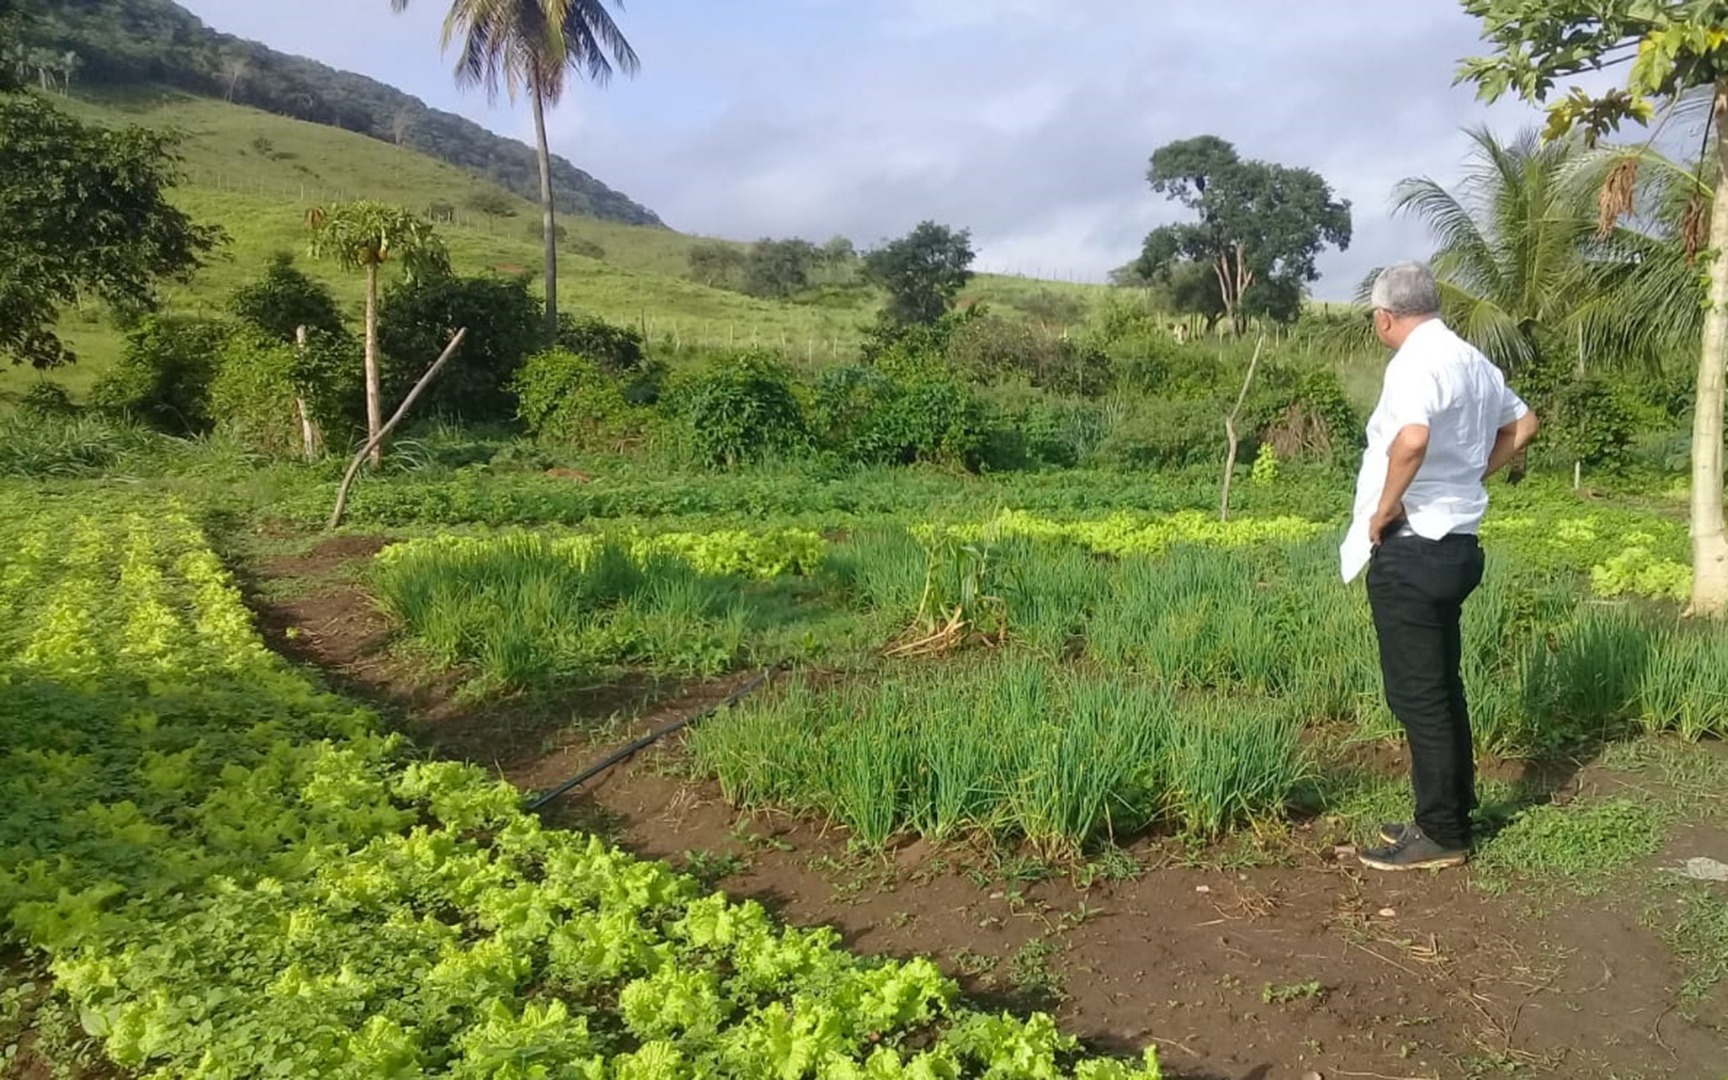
182, 0, 1653, 300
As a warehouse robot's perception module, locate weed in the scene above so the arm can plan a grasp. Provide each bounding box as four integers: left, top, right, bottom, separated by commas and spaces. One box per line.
1076, 846, 1142, 888
680, 848, 751, 887
1475, 796, 1671, 896
1651, 882, 1728, 1009
1262, 980, 1325, 1005
1008, 937, 1066, 1004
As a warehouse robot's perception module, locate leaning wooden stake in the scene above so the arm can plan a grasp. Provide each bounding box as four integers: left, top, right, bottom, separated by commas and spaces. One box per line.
1220, 335, 1267, 523
294, 326, 320, 462
328, 328, 467, 530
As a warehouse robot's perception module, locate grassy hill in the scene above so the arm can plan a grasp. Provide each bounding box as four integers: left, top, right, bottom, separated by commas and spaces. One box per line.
0, 87, 1119, 403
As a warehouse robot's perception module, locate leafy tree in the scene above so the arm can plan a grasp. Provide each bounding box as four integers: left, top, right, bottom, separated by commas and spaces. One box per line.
308, 201, 448, 464
396, 0, 640, 335
821, 235, 857, 283
1138, 136, 1351, 334
743, 238, 818, 299
687, 240, 745, 288
466, 188, 519, 220
229, 252, 347, 342
377, 272, 543, 423
1457, 1, 1728, 615
0, 93, 219, 367
863, 222, 976, 326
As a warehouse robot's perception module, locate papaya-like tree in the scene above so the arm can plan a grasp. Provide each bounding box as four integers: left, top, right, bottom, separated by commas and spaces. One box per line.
308, 201, 448, 464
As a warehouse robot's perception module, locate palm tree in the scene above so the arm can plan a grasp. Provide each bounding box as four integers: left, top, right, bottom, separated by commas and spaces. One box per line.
1377, 126, 1702, 380
308, 202, 449, 465
392, 0, 639, 334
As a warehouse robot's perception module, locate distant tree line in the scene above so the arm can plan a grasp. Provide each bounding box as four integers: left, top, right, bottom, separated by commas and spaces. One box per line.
26, 0, 664, 228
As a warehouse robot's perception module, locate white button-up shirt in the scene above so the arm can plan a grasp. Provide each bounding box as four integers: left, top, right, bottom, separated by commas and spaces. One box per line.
1340, 319, 1529, 583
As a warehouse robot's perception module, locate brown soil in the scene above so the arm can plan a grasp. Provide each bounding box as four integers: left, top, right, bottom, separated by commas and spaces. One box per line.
240, 536, 1728, 1080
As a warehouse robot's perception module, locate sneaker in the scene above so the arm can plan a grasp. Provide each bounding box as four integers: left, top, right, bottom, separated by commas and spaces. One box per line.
1357, 824, 1469, 872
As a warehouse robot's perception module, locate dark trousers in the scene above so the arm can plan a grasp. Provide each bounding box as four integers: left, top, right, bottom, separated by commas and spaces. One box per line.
1366, 532, 1485, 849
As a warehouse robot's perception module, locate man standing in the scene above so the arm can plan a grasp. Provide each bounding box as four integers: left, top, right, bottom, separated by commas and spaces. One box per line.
1342, 262, 1540, 871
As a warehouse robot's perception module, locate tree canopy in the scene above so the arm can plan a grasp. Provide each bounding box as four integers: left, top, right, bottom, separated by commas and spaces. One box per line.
863, 222, 976, 326
0, 89, 220, 367
1136, 136, 1351, 331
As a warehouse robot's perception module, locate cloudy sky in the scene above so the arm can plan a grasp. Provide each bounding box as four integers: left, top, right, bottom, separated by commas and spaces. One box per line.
177, 0, 1627, 299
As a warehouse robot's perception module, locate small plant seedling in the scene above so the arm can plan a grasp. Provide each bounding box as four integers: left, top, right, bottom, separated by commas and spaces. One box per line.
680, 849, 750, 887
1262, 980, 1325, 1005
1009, 937, 1066, 1003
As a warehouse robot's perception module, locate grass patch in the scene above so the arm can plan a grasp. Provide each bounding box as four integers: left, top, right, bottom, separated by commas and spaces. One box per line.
1654, 882, 1728, 1009
1474, 796, 1672, 896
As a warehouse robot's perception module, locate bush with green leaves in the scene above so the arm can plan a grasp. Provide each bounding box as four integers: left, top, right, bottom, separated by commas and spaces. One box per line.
88, 315, 229, 436
811, 364, 995, 470
668, 352, 809, 468
1547, 376, 1638, 472
228, 252, 347, 342
209, 327, 360, 457
514, 348, 642, 450
15, 381, 78, 419
377, 272, 544, 424
947, 315, 1113, 397
554, 313, 662, 404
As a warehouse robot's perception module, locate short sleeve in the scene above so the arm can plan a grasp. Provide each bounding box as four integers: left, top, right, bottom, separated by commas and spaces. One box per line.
1380, 359, 1444, 431
1497, 382, 1529, 428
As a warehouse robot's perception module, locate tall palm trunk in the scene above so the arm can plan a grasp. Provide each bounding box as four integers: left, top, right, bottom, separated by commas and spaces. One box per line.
532, 84, 559, 336
364, 263, 383, 467
1689, 80, 1728, 616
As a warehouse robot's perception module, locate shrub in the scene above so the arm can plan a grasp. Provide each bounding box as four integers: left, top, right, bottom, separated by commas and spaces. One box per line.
229, 252, 346, 342
553, 313, 662, 403
982, 388, 1106, 470
209, 327, 360, 457
0, 413, 159, 477
668, 352, 808, 468
812, 365, 994, 469
1549, 376, 1637, 472
514, 348, 641, 450
89, 315, 229, 436
947, 316, 1113, 397
16, 380, 78, 419
377, 273, 544, 424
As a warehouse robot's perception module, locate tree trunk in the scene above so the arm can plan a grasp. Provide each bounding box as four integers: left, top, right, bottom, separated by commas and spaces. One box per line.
364, 264, 383, 468
1689, 80, 1728, 617
532, 85, 560, 336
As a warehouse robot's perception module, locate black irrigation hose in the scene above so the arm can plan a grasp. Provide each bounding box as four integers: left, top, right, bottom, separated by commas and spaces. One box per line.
523, 665, 779, 812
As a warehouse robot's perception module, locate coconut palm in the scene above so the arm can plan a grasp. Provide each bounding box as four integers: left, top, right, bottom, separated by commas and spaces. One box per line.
308, 201, 449, 465
1373, 125, 1703, 378
392, 0, 639, 334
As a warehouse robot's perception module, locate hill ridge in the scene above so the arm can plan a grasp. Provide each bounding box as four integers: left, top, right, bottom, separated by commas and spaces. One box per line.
27, 0, 665, 228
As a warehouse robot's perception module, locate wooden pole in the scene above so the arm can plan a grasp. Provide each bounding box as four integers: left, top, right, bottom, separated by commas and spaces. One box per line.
294, 326, 319, 462
328, 329, 467, 530
1220, 335, 1266, 523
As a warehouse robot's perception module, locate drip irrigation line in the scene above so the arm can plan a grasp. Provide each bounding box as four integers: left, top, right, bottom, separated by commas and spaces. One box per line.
524, 665, 778, 812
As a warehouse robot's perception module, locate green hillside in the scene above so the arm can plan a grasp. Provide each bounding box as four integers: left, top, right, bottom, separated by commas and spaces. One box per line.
26, 0, 663, 227
1, 88, 1118, 403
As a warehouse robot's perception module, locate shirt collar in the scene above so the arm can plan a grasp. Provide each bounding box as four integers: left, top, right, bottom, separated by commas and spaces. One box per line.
1396, 317, 1448, 356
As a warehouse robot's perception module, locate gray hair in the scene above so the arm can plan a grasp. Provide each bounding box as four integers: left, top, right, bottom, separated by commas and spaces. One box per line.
1370, 262, 1442, 317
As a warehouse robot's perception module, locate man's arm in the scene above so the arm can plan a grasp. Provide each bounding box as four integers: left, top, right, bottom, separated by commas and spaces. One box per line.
1482, 411, 1540, 480
1371, 424, 1429, 544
